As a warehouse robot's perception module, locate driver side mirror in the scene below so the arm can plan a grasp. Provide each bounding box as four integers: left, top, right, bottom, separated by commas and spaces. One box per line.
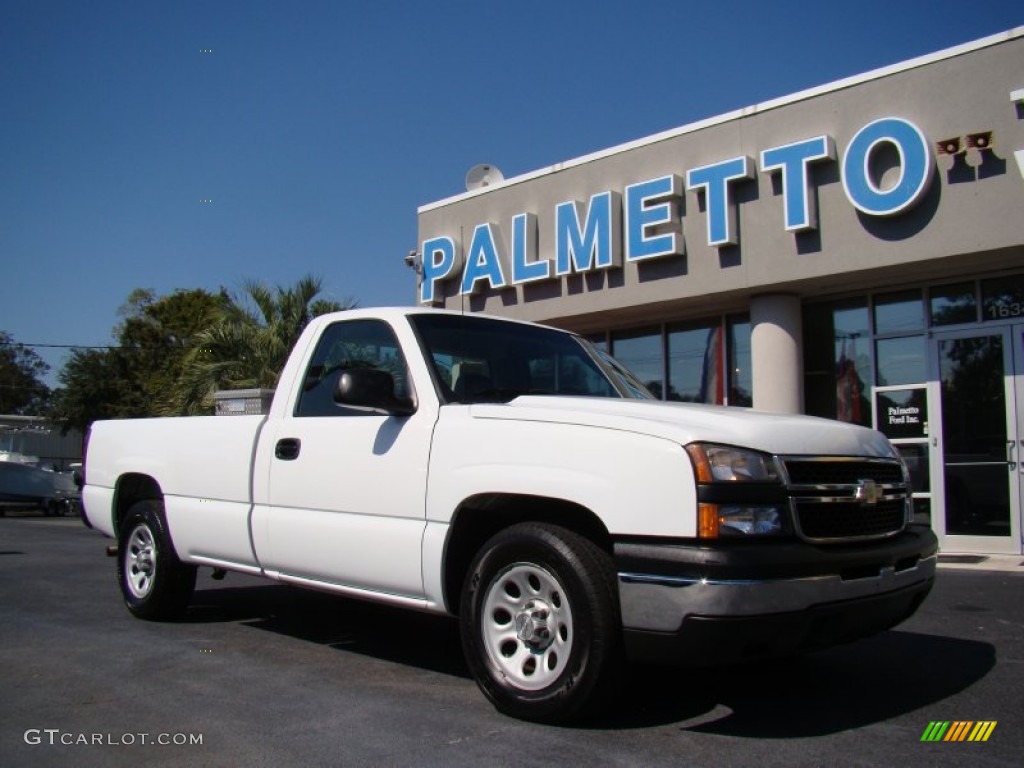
333, 368, 416, 416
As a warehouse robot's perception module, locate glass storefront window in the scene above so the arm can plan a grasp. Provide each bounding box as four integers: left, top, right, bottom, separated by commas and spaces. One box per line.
584, 332, 608, 352
874, 290, 924, 334
930, 282, 977, 326
667, 322, 722, 403
980, 274, 1024, 322
834, 303, 870, 342
911, 497, 931, 525
875, 335, 926, 386
611, 329, 664, 399
727, 316, 752, 407
895, 443, 930, 494
803, 300, 872, 427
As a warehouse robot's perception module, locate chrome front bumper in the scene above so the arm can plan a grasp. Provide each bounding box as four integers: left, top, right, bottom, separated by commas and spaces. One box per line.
618, 552, 936, 632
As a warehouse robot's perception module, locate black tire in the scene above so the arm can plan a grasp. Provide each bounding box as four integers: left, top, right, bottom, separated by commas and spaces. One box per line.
116, 500, 196, 620
459, 522, 622, 723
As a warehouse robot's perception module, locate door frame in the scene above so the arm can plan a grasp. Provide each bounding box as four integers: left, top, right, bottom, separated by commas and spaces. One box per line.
928, 325, 1022, 554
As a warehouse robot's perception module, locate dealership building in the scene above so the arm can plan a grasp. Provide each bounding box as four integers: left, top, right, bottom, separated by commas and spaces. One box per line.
415, 29, 1024, 556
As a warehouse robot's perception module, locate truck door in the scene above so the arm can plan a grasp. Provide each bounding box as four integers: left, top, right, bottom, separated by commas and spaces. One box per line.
254, 318, 435, 598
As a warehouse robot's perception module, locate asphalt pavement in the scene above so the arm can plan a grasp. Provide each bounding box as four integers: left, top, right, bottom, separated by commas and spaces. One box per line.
1, 514, 1021, 767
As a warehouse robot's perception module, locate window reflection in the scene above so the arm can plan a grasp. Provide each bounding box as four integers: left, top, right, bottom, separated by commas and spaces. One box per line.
728, 316, 752, 407
667, 322, 722, 403
895, 443, 930, 493
938, 334, 1011, 537
874, 290, 924, 334
607, 318, 751, 405
803, 300, 872, 427
875, 336, 926, 386
911, 497, 932, 525
980, 274, 1024, 322
930, 282, 977, 326
611, 330, 664, 399
584, 332, 608, 352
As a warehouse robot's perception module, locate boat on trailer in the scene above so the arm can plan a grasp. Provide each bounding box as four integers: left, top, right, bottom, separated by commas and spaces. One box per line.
0, 426, 81, 515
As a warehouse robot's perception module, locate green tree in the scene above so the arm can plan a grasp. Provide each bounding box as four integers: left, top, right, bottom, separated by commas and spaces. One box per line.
117, 287, 230, 413
0, 331, 50, 414
52, 288, 227, 432
170, 275, 355, 415
52, 347, 133, 432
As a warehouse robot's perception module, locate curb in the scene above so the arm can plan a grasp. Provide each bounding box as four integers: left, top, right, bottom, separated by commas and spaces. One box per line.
937, 554, 1024, 572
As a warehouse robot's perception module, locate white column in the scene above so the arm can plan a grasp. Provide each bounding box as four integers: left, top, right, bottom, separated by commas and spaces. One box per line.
750, 294, 803, 414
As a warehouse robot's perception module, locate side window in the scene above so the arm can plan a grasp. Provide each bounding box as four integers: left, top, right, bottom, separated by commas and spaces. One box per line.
294, 319, 411, 417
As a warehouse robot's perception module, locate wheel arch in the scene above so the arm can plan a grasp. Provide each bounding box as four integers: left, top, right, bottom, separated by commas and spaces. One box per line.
113, 473, 164, 534
441, 493, 612, 615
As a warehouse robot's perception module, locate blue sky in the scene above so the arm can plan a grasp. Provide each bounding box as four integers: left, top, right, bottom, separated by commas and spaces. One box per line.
2, 1, 1022, 386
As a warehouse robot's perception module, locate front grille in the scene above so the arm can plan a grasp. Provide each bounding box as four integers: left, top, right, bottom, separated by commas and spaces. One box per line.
794, 499, 907, 540
781, 457, 908, 543
783, 460, 904, 486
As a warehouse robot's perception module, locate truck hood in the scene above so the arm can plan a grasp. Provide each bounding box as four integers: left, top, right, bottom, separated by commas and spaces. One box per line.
469, 396, 895, 458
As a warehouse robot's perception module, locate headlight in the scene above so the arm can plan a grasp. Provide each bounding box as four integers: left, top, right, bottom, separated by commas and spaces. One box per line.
685, 443, 780, 483
697, 503, 788, 538
686, 443, 787, 538
716, 506, 785, 536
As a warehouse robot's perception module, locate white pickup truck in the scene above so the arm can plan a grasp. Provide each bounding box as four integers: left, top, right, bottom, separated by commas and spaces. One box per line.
83, 308, 937, 722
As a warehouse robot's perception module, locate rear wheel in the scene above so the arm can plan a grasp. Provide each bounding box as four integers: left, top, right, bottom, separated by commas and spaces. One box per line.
117, 500, 196, 620
460, 523, 621, 723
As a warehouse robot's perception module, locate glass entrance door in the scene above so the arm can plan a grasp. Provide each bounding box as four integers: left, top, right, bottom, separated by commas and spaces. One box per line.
930, 327, 1022, 554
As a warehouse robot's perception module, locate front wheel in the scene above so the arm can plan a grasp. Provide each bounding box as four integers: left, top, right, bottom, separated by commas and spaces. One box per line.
117, 500, 196, 620
460, 523, 622, 723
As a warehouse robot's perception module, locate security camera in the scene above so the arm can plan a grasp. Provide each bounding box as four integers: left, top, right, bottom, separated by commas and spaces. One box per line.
404, 250, 421, 273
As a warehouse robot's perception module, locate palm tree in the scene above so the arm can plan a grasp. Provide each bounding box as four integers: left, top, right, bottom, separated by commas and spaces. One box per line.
166, 275, 356, 415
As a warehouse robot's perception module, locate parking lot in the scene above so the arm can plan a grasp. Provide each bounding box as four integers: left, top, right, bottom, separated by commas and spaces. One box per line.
1, 514, 1021, 767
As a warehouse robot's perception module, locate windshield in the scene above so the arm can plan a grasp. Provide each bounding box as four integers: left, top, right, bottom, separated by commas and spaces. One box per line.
410, 314, 654, 404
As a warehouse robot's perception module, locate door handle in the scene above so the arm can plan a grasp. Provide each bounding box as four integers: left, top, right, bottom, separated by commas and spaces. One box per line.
1008, 440, 1016, 471
275, 438, 301, 461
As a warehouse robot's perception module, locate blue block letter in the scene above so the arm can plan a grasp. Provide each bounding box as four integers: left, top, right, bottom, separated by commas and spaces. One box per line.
761, 136, 835, 231
460, 223, 508, 295
842, 117, 933, 216
511, 213, 550, 284
555, 191, 622, 276
420, 236, 457, 304
625, 175, 683, 262
686, 156, 753, 247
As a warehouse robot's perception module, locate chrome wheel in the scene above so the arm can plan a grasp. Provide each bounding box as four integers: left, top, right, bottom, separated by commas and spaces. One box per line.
481, 562, 573, 691
117, 500, 196, 620
461, 523, 621, 722
125, 523, 157, 599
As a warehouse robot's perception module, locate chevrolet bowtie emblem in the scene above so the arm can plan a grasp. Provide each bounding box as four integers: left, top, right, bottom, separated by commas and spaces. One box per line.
854, 478, 883, 505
